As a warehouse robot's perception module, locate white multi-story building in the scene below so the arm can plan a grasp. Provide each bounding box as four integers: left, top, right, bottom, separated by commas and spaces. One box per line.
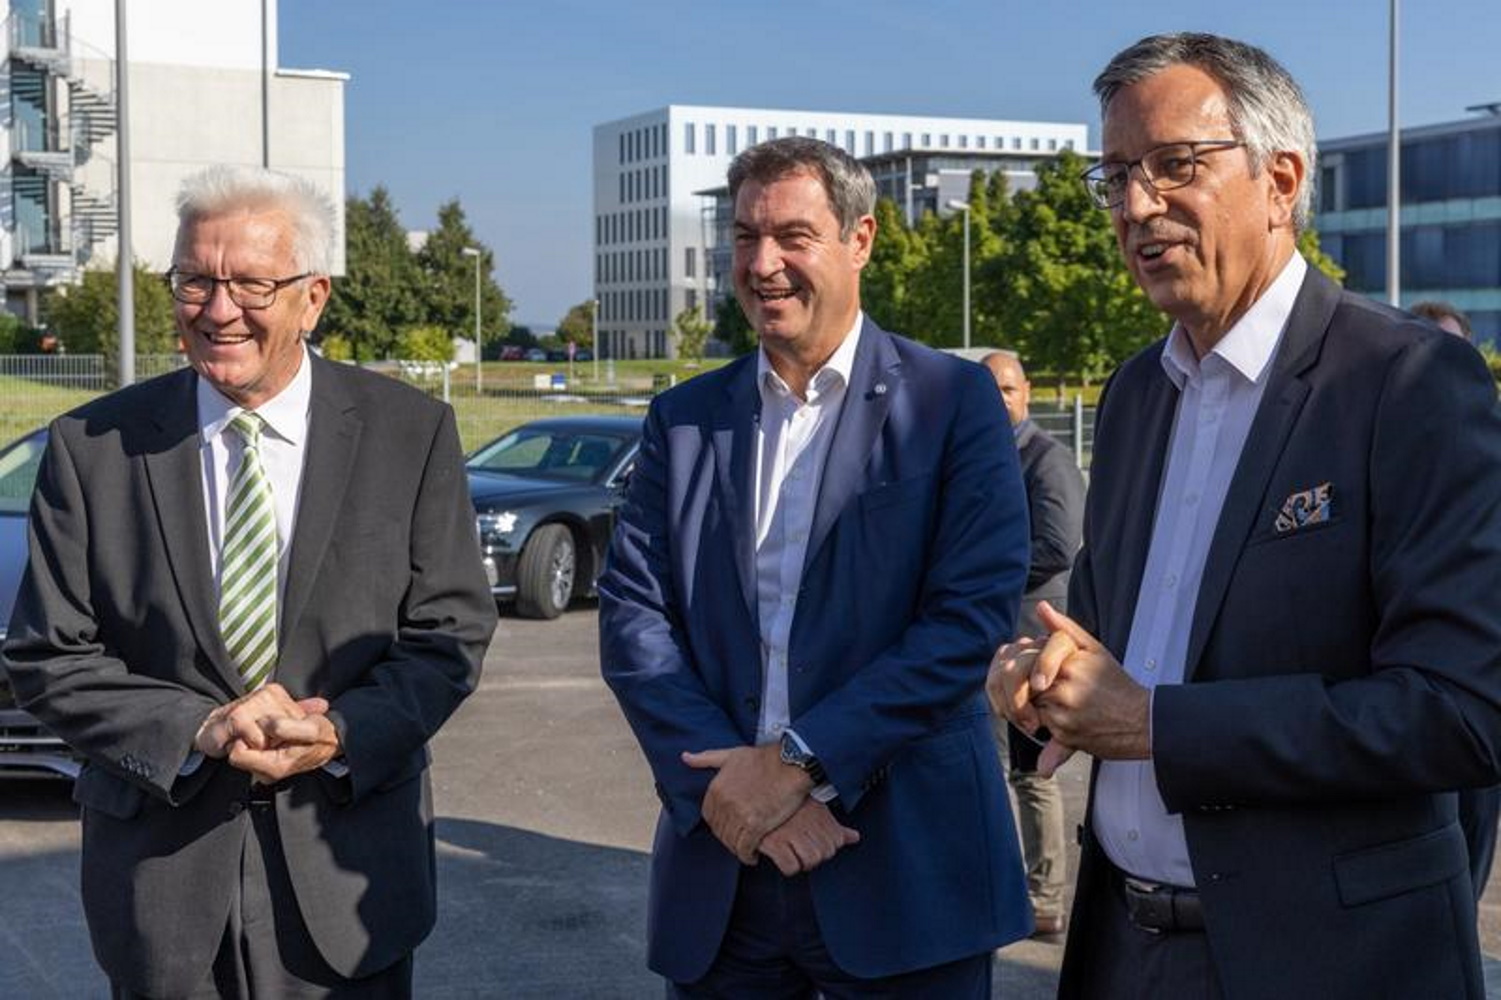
2, 0, 345, 321
592, 105, 1089, 360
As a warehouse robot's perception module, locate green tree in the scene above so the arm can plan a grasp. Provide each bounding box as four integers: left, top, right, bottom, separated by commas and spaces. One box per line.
989, 151, 1166, 388
1298, 226, 1345, 284
672, 306, 713, 363
44, 261, 177, 366
396, 324, 456, 362
506, 324, 539, 350
416, 200, 511, 354
319, 187, 425, 361
556, 300, 596, 349
714, 295, 756, 356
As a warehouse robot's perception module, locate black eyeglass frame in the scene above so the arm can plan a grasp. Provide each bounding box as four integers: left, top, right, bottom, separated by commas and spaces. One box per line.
1081, 140, 1245, 210
165, 267, 314, 309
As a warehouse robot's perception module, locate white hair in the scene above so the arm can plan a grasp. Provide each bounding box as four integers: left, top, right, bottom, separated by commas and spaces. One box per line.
175, 165, 337, 274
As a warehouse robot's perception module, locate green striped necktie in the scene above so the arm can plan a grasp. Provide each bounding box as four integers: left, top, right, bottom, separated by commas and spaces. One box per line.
219, 412, 279, 691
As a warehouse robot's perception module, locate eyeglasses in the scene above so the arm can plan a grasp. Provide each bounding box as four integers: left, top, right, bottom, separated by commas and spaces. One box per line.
166, 268, 312, 309
1081, 140, 1245, 210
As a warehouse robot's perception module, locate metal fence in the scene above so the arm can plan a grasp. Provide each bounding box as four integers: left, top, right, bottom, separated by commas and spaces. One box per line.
0, 354, 1098, 465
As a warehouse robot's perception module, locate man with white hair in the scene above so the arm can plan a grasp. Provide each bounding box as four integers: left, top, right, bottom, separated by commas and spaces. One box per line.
3, 166, 496, 997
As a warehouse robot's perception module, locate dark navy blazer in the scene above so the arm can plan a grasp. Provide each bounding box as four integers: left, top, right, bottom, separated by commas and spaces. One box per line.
1060, 268, 1501, 1000
600, 319, 1033, 982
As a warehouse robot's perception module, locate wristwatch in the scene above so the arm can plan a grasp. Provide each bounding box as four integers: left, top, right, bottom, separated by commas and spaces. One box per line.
779, 731, 828, 786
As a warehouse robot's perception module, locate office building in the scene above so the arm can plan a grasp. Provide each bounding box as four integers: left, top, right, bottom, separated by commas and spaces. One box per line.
593, 105, 1088, 359
1315, 105, 1501, 344
3, 0, 345, 322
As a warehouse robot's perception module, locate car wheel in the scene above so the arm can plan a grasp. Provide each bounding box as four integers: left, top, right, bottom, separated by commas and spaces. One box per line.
516, 524, 576, 619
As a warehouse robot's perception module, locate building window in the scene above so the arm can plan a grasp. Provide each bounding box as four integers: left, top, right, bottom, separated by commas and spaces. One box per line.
618, 133, 626, 165
1030, 137, 1040, 150
959, 134, 968, 149
940, 134, 950, 148
977, 136, 987, 150
1048, 138, 1058, 151
727, 124, 738, 155
685, 122, 696, 154
685, 246, 697, 279
768, 126, 778, 139
922, 133, 932, 147
903, 132, 913, 149
805, 127, 816, 138
687, 288, 698, 312
748, 125, 759, 145
865, 131, 874, 155
884, 132, 894, 152
826, 128, 836, 145
1064, 139, 1075, 150
706, 124, 717, 156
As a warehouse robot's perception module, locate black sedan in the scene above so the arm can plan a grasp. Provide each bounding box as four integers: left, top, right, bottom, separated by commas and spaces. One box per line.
0, 426, 81, 779
467, 415, 641, 619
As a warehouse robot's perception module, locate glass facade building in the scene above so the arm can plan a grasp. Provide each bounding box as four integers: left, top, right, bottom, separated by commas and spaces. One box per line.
1315, 110, 1501, 344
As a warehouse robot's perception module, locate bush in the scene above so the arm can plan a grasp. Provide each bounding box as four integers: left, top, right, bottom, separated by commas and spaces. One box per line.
396, 325, 455, 362
318, 333, 354, 361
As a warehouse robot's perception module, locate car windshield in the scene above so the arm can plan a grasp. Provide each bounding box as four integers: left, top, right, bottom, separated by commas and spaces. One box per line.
0, 432, 44, 516
467, 428, 629, 483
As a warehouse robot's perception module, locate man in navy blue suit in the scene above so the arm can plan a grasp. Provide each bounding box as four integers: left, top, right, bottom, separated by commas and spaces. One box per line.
600, 136, 1033, 996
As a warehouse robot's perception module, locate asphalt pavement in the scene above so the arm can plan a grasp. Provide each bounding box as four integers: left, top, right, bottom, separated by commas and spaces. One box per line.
2, 603, 1500, 997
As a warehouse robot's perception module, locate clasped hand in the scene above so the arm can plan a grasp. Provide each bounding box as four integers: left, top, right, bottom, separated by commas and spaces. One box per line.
986, 601, 1152, 775
683, 744, 859, 874
194, 682, 341, 783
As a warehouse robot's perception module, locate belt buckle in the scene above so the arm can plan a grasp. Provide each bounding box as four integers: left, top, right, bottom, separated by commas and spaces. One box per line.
1123, 876, 1170, 935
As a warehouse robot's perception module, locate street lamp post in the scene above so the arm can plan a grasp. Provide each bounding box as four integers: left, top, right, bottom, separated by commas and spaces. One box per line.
461, 247, 482, 394
591, 298, 599, 386
946, 199, 971, 350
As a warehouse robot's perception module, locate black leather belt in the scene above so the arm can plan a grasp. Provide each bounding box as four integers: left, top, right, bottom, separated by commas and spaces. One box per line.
1111, 865, 1205, 933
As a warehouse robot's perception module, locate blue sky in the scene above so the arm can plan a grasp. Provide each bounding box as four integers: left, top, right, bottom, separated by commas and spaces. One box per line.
281, 1, 1501, 327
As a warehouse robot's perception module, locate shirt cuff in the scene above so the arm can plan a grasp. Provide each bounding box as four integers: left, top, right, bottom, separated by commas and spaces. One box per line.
179, 751, 204, 777
322, 757, 350, 779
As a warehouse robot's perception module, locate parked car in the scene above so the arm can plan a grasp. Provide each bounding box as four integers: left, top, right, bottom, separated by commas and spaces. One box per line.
524, 348, 548, 362
0, 427, 81, 779
499, 344, 525, 361
466, 416, 641, 619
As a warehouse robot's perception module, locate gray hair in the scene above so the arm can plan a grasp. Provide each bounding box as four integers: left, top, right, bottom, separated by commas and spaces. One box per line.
727, 136, 876, 240
175, 165, 337, 275
1094, 33, 1317, 230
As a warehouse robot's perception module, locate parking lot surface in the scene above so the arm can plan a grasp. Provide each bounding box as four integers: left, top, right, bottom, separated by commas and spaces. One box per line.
2, 603, 1499, 997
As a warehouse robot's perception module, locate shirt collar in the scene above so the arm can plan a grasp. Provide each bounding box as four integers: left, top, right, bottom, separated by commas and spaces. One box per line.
197, 342, 312, 446
757, 311, 864, 402
1159, 253, 1307, 390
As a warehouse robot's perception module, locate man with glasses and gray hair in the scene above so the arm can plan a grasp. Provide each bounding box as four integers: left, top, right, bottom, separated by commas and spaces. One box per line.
989, 33, 1501, 998
3, 165, 496, 997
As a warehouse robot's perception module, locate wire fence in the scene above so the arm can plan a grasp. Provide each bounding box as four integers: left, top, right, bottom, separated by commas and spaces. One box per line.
0, 354, 1097, 464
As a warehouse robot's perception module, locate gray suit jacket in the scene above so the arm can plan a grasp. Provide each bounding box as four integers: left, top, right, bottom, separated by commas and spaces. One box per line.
1012, 420, 1084, 638
1060, 268, 1501, 999
2, 354, 497, 995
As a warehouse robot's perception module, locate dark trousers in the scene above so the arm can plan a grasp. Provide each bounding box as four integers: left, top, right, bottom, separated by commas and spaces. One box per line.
668, 862, 991, 999
1460, 783, 1501, 906
112, 801, 412, 1000
1065, 861, 1224, 1000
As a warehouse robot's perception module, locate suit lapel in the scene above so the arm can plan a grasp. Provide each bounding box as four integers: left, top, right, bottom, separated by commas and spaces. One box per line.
1183, 269, 1338, 679
142, 369, 244, 696
804, 320, 897, 572
1100, 365, 1176, 653
280, 356, 362, 658
711, 358, 761, 627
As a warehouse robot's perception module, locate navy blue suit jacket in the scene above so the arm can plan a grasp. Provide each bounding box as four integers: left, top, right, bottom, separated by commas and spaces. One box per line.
1060, 267, 1501, 999
600, 319, 1033, 982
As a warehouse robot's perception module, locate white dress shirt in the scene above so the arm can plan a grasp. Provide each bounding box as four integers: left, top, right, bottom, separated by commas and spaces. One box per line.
197, 344, 312, 609
1093, 253, 1307, 886
752, 315, 863, 765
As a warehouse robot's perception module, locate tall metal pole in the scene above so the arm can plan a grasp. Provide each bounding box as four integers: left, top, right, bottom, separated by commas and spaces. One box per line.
1386, 0, 1401, 307
961, 205, 970, 350
115, 0, 134, 387
591, 297, 599, 386
261, 0, 269, 167
473, 255, 482, 394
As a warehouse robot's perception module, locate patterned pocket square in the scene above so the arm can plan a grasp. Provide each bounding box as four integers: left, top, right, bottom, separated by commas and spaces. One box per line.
1274, 482, 1334, 534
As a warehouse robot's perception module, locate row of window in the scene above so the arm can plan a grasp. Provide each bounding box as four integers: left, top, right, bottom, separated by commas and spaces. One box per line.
597, 329, 663, 360
1328, 130, 1501, 211
597, 206, 669, 246
683, 121, 1070, 158
597, 246, 671, 286
599, 287, 670, 325
619, 164, 667, 205
1330, 221, 1501, 292
619, 123, 669, 166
